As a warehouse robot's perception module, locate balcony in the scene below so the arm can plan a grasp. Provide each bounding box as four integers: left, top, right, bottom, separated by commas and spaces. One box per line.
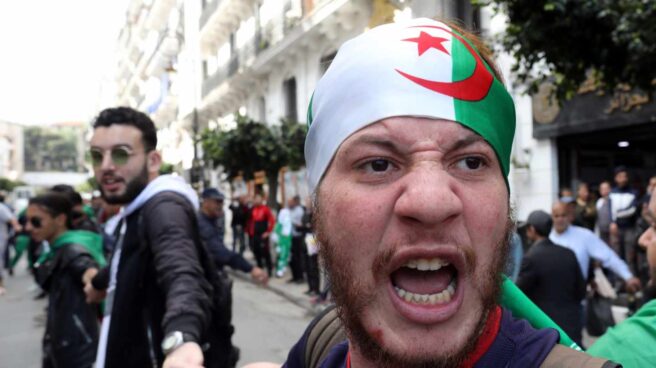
201, 40, 257, 99
200, 0, 221, 31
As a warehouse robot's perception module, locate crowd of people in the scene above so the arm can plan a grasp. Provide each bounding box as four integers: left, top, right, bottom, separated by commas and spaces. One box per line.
512, 167, 656, 349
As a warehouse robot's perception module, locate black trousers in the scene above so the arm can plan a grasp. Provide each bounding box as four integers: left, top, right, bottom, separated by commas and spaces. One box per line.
252, 232, 272, 276
306, 254, 320, 293
290, 236, 306, 281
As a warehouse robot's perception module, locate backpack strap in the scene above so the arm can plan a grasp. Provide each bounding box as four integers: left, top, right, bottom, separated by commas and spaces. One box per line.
540, 345, 622, 368
304, 304, 348, 368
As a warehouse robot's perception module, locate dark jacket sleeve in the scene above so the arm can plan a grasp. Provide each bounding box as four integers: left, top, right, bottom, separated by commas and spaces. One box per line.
198, 214, 253, 273
515, 253, 537, 295
60, 244, 98, 283
144, 196, 213, 342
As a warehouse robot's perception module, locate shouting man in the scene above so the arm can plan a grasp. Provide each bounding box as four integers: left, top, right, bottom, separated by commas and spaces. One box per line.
272, 18, 618, 368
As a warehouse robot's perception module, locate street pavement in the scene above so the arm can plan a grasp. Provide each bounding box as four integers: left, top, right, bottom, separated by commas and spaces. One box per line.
0, 260, 46, 368
232, 275, 314, 365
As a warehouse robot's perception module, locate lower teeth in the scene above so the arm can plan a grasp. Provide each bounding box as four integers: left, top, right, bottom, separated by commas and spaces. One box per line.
395, 279, 456, 305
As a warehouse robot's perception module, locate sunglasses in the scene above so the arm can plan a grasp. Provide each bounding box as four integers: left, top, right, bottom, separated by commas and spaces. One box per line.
89, 147, 137, 168
27, 217, 42, 229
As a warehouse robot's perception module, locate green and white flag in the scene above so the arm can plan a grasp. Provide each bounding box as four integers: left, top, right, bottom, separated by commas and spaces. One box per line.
305, 18, 515, 191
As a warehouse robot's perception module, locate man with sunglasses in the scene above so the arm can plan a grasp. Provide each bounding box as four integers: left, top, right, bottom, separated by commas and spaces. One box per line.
84, 107, 225, 368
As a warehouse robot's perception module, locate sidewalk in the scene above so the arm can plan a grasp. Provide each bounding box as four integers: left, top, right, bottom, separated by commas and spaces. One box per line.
228, 249, 327, 316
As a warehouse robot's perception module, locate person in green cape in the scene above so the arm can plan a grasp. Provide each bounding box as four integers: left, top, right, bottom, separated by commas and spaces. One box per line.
274, 198, 293, 278
27, 192, 104, 368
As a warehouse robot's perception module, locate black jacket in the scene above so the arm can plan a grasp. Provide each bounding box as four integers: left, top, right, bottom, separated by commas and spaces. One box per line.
99, 192, 214, 368
516, 238, 586, 343
197, 211, 252, 273
41, 243, 99, 368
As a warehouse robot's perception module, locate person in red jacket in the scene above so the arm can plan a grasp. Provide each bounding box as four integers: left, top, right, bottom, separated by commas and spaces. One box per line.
249, 193, 275, 277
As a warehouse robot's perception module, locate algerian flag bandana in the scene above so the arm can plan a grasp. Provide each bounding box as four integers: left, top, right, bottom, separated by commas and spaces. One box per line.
305, 18, 515, 192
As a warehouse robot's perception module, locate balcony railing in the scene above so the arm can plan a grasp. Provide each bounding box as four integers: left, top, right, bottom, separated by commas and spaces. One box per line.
200, 0, 221, 31
201, 41, 258, 98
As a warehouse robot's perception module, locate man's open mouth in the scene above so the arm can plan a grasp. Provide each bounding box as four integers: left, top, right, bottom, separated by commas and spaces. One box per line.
391, 257, 457, 306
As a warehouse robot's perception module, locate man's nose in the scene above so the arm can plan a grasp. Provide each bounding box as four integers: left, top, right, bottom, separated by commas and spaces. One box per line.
98, 151, 115, 171
393, 164, 463, 225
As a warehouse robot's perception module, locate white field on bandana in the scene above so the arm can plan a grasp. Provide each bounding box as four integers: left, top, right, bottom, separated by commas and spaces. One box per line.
306, 19, 460, 191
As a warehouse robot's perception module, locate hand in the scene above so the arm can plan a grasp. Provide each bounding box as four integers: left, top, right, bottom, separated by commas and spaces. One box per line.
251, 267, 269, 286
84, 282, 107, 304
625, 277, 642, 293
82, 268, 98, 285
609, 223, 619, 236
163, 342, 204, 368
262, 232, 270, 239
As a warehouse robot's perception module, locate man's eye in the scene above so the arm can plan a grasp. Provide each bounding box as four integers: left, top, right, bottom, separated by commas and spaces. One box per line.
456, 157, 484, 170
367, 159, 390, 172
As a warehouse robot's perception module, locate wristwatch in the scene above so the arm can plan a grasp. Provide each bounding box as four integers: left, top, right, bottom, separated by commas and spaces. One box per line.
161, 331, 196, 355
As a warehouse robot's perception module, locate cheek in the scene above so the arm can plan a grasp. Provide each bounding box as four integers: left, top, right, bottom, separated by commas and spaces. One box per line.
465, 188, 508, 236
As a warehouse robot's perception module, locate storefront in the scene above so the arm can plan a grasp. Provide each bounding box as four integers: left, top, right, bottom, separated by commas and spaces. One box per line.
533, 83, 656, 195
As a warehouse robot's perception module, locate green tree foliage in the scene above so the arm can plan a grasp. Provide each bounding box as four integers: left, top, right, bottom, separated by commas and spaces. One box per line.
24, 126, 80, 171
201, 114, 307, 207
0, 177, 26, 192
477, 0, 656, 100
159, 162, 175, 175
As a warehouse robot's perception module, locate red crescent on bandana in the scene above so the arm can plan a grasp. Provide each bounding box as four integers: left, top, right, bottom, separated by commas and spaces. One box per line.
395, 25, 494, 101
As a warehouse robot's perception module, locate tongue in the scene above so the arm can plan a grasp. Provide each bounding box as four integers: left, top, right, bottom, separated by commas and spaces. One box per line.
391, 265, 455, 295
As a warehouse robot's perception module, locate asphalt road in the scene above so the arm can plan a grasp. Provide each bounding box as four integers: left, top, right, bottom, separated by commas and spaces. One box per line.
0, 261, 45, 368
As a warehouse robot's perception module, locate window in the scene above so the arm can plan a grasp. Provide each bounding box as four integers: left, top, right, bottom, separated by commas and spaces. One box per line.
259, 96, 267, 122
283, 77, 297, 121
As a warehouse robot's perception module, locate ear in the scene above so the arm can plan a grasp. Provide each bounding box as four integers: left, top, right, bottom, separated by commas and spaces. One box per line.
146, 150, 162, 177
55, 213, 68, 228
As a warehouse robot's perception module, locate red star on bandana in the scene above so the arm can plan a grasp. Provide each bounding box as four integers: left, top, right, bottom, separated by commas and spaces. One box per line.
403, 31, 450, 56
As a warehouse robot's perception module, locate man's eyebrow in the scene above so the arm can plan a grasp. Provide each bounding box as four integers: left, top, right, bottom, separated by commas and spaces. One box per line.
344, 135, 404, 156
90, 143, 133, 150
446, 134, 488, 152
344, 132, 487, 155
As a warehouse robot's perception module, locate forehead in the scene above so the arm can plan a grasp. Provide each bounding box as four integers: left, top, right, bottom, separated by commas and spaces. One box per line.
551, 203, 568, 214
26, 204, 50, 217
90, 125, 144, 149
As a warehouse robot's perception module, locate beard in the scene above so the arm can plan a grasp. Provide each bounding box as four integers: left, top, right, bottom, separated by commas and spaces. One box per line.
102, 164, 149, 205
313, 196, 514, 368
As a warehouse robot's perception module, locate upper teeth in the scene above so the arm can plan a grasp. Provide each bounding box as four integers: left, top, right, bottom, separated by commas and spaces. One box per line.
404, 258, 449, 271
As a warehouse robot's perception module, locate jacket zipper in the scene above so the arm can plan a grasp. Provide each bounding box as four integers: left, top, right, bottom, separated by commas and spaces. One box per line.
72, 314, 92, 344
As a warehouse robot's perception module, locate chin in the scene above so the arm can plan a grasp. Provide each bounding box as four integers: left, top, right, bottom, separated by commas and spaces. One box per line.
357, 286, 488, 365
